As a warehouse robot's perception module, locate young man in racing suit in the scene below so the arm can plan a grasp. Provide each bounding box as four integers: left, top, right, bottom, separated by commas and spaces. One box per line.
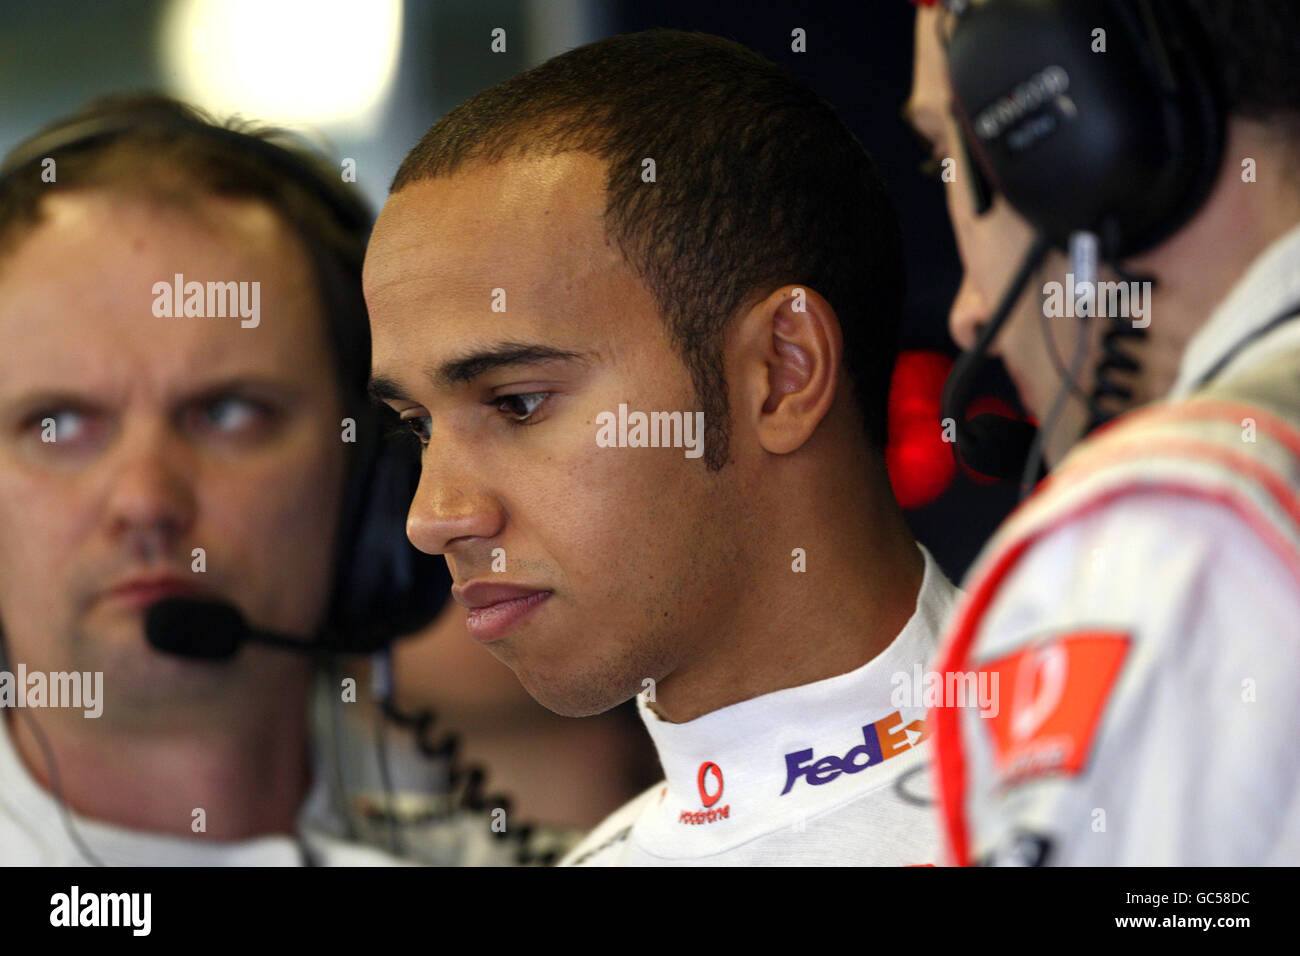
365, 30, 960, 866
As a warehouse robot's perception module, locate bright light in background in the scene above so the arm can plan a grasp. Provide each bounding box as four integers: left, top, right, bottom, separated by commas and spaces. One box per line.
160, 0, 402, 134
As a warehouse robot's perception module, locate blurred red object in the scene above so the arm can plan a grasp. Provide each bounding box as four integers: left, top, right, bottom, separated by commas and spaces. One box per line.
886, 350, 957, 509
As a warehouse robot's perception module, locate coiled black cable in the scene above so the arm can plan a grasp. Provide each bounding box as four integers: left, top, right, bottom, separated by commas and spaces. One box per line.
379, 697, 564, 866
1085, 263, 1158, 433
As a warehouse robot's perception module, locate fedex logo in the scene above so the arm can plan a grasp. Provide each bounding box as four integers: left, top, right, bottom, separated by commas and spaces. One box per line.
780, 710, 927, 796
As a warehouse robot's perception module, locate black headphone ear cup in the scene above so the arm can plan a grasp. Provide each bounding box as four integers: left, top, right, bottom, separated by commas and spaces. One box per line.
946, 0, 1225, 258
327, 409, 450, 653
1136, 0, 1225, 246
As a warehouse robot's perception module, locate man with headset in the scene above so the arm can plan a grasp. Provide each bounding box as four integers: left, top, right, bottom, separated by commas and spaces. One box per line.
906, 0, 1300, 864
0, 93, 496, 865
365, 30, 960, 866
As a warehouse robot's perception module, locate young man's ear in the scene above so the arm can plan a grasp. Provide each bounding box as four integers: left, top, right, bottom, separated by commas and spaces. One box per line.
731, 285, 843, 456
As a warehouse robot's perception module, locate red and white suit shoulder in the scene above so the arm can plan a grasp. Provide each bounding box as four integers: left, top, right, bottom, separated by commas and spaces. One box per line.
932, 356, 1300, 865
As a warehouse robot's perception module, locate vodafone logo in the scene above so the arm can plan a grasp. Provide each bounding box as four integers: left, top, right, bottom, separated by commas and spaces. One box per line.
1011, 642, 1068, 743
680, 761, 730, 825
697, 761, 724, 808
978, 631, 1130, 786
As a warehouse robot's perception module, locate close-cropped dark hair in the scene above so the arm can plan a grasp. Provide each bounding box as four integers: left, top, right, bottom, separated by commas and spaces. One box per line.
1183, 0, 1300, 131
0, 92, 373, 412
392, 29, 905, 469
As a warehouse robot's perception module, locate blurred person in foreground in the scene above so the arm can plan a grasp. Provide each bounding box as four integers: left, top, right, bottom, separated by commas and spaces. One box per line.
907, 0, 1300, 864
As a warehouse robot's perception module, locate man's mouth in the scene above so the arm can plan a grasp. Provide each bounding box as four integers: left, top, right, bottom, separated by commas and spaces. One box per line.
451, 582, 553, 643
100, 574, 201, 609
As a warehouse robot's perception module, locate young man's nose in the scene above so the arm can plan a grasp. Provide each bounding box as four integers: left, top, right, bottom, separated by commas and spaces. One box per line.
404, 454, 504, 557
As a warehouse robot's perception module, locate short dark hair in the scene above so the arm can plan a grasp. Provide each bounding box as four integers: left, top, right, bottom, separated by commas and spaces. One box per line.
0, 92, 373, 411
1184, 0, 1300, 131
392, 29, 905, 469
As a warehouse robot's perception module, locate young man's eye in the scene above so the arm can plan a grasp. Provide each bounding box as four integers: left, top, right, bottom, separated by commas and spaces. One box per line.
400, 413, 432, 444
493, 392, 548, 424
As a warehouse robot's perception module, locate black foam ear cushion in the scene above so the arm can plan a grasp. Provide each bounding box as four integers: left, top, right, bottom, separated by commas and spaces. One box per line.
327, 407, 450, 653
946, 0, 1224, 258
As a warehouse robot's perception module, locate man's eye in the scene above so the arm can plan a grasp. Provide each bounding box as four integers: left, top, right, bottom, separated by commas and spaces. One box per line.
919, 156, 946, 181
402, 414, 432, 444
910, 126, 950, 183
31, 408, 96, 445
189, 396, 270, 435
493, 392, 548, 424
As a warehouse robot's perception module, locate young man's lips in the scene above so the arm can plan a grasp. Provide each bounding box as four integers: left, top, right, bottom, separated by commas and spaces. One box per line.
452, 583, 552, 643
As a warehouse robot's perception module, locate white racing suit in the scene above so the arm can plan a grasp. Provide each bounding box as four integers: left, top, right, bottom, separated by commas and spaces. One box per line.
932, 224, 1300, 865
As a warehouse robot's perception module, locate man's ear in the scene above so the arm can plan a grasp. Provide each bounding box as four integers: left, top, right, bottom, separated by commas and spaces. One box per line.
731, 285, 842, 456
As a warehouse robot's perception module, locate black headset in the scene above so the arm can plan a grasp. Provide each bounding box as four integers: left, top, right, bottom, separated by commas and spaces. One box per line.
0, 105, 450, 654
935, 0, 1227, 487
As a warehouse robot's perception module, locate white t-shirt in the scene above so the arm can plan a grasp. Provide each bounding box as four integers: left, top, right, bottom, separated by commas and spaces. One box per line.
0, 707, 411, 866
0, 670, 581, 867
561, 546, 960, 866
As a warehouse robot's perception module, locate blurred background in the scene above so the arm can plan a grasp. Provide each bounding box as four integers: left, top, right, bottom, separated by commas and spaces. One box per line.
1, 0, 1027, 829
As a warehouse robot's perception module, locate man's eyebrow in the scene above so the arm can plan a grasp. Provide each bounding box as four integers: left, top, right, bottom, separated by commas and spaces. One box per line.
0, 387, 98, 416
367, 375, 410, 404
2, 376, 298, 411
368, 343, 590, 403
432, 343, 590, 387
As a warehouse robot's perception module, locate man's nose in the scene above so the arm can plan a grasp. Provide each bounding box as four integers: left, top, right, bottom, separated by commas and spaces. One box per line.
404, 452, 504, 557
104, 428, 197, 553
948, 273, 991, 353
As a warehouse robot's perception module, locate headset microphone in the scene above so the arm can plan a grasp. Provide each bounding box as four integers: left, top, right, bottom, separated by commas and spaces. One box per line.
146, 597, 342, 661
941, 233, 1050, 482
